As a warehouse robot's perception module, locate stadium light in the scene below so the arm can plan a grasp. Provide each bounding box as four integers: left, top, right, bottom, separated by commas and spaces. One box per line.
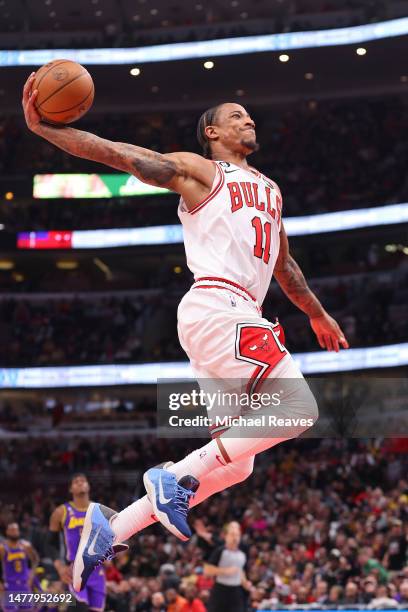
56, 259, 78, 270
0, 259, 14, 270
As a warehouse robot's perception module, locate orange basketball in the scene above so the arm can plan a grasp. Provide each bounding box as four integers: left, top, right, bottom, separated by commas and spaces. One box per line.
33, 59, 94, 125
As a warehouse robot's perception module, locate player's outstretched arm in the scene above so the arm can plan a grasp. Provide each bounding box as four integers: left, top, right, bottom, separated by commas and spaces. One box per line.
22, 73, 214, 199
274, 224, 349, 352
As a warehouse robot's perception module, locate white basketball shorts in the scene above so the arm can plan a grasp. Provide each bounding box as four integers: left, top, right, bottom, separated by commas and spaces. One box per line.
177, 278, 309, 437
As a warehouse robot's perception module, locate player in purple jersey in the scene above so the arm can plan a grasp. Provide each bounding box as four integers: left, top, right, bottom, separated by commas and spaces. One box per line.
0, 522, 39, 612
48, 474, 107, 612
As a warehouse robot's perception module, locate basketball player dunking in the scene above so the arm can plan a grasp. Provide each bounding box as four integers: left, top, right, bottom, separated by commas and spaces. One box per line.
23, 74, 349, 592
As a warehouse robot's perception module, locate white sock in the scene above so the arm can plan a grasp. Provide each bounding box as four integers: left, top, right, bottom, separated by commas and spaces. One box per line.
111, 457, 254, 543
165, 430, 292, 483
111, 495, 155, 543
167, 439, 228, 480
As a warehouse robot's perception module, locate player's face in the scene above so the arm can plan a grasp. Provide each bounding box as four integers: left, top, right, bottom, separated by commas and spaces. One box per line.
70, 475, 90, 496
6, 523, 20, 541
209, 103, 258, 155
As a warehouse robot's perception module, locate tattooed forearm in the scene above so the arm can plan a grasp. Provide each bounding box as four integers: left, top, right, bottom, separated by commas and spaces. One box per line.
35, 123, 181, 187
274, 255, 324, 318
131, 154, 178, 186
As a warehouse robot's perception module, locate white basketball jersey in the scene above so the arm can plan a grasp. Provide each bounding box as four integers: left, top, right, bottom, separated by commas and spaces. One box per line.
178, 160, 283, 306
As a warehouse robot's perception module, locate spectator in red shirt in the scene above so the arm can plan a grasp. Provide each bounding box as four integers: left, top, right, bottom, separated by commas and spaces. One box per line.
180, 586, 206, 612
194, 567, 214, 591
166, 587, 187, 612
105, 560, 123, 583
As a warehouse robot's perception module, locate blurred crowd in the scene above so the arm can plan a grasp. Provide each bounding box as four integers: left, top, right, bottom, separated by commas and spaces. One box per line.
0, 294, 148, 367
2, 96, 408, 222
0, 394, 156, 432
0, 260, 406, 366
0, 433, 192, 477
0, 438, 407, 610
2, 0, 394, 51
2, 196, 177, 232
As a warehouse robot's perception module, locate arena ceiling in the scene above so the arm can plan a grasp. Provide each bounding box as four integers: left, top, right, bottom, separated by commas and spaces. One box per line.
1, 35, 407, 115
0, 0, 407, 114
0, 0, 404, 34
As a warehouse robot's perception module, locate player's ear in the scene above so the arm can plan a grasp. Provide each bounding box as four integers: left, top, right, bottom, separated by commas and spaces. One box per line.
205, 124, 219, 143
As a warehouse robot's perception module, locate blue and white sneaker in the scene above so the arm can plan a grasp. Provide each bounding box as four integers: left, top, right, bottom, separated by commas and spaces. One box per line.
72, 503, 128, 592
143, 468, 199, 541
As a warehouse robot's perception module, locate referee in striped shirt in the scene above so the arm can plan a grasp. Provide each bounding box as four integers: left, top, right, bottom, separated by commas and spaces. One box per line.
203, 521, 252, 612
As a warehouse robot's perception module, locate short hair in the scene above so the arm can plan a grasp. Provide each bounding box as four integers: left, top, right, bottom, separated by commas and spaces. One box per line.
196, 104, 223, 159
6, 521, 18, 529
222, 520, 241, 534
69, 472, 87, 485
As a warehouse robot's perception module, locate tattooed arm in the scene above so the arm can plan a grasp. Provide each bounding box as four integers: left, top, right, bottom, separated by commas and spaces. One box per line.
22, 73, 214, 204
274, 224, 349, 352
274, 224, 324, 318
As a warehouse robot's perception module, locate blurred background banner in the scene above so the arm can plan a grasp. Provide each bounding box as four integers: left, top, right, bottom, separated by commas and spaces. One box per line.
1, 16, 408, 66
33, 172, 170, 199
15, 202, 408, 249
0, 344, 408, 389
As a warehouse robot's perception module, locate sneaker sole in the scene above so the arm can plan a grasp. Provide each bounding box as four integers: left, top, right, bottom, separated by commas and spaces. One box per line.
143, 472, 188, 542
72, 501, 96, 592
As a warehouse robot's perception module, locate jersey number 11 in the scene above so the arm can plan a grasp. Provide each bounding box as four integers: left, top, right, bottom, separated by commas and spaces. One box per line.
251, 216, 271, 264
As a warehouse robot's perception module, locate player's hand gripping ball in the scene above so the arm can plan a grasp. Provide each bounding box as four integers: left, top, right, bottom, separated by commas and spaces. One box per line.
32, 59, 94, 124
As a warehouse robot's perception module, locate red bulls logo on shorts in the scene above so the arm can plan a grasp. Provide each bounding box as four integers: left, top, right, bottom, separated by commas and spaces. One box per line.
235, 321, 287, 395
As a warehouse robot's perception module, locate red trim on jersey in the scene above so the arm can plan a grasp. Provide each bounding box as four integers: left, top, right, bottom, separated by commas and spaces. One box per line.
246, 365, 265, 396
249, 166, 261, 178
210, 425, 230, 439
195, 276, 257, 303
209, 416, 242, 439
261, 174, 283, 231
193, 284, 250, 303
189, 163, 225, 215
